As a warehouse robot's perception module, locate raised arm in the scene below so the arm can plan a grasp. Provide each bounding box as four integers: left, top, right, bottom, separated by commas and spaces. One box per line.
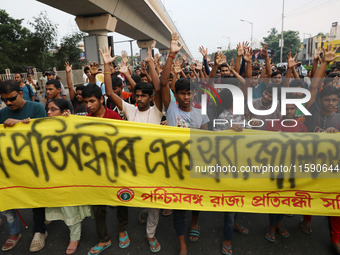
99, 46, 122, 110
65, 62, 75, 100
89, 61, 99, 84
284, 52, 301, 87
119, 63, 136, 91
235, 43, 243, 74
145, 47, 162, 111
305, 44, 339, 109
311, 47, 321, 78
160, 32, 183, 110
244, 47, 253, 79
181, 53, 187, 69
261, 44, 272, 78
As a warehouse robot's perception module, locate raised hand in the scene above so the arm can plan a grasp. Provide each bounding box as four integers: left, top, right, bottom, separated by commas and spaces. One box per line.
243, 47, 253, 62
119, 63, 130, 75
314, 47, 322, 60
198, 46, 208, 59
170, 32, 183, 54
214, 52, 226, 65
89, 61, 99, 75
236, 43, 244, 57
99, 46, 117, 65
227, 58, 235, 71
145, 47, 154, 63
261, 43, 268, 58
64, 62, 72, 73
195, 61, 203, 70
287, 52, 301, 69
182, 53, 187, 62
322, 43, 339, 63
174, 60, 183, 73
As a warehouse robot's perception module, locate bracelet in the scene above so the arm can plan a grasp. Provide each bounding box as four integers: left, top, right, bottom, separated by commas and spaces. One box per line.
168, 54, 175, 59
104, 72, 111, 74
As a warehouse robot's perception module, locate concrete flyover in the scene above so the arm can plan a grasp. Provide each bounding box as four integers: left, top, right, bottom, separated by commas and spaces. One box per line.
36, 0, 193, 62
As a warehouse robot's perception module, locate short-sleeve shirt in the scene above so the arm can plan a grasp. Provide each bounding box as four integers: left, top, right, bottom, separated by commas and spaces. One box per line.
122, 100, 162, 124
0, 100, 46, 124
304, 103, 340, 132
245, 98, 281, 130
214, 109, 250, 131
252, 82, 266, 99
86, 106, 121, 120
265, 119, 307, 132
72, 99, 88, 116
166, 101, 209, 129
21, 84, 34, 101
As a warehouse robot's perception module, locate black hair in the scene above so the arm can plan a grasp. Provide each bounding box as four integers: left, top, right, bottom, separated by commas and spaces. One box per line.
111, 76, 123, 88
251, 71, 258, 77
289, 79, 303, 88
219, 63, 228, 69
319, 85, 339, 99
46, 79, 61, 89
75, 85, 85, 91
271, 71, 282, 78
323, 78, 334, 87
175, 78, 190, 93
219, 88, 233, 110
140, 73, 147, 78
84, 66, 90, 74
130, 75, 141, 84
48, 99, 71, 113
14, 73, 23, 78
285, 93, 299, 100
0, 80, 21, 94
169, 73, 174, 79
134, 82, 154, 96
328, 73, 339, 78
82, 83, 102, 100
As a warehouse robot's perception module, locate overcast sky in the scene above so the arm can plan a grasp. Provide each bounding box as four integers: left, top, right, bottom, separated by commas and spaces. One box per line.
1, 0, 339, 59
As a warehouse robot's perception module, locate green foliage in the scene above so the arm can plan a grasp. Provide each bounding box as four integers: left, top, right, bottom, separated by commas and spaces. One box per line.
0, 9, 31, 72
54, 33, 84, 70
263, 28, 301, 64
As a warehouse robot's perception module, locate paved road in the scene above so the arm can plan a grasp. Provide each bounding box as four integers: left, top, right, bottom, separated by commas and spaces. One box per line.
0, 208, 334, 255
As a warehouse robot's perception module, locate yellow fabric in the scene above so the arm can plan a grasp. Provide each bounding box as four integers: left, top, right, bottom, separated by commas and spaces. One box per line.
0, 115, 339, 215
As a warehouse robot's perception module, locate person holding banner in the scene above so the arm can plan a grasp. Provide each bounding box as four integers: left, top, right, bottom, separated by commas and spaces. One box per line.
160, 32, 209, 255
303, 43, 340, 253
100, 44, 164, 253
43, 98, 92, 255
0, 80, 47, 252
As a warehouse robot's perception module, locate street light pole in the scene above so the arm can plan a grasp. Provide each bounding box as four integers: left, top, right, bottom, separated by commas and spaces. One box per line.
240, 19, 253, 47
280, 0, 285, 63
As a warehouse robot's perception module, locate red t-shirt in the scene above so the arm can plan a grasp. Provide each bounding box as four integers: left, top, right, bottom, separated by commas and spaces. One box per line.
265, 119, 307, 132
87, 107, 121, 120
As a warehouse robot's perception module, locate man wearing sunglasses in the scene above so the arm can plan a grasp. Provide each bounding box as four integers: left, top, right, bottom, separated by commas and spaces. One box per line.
0, 80, 47, 252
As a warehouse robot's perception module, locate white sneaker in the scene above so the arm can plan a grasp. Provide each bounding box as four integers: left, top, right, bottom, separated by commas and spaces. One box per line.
29, 231, 48, 252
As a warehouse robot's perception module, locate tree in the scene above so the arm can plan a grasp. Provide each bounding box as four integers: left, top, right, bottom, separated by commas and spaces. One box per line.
263, 28, 300, 63
27, 11, 58, 71
0, 9, 32, 73
54, 32, 84, 70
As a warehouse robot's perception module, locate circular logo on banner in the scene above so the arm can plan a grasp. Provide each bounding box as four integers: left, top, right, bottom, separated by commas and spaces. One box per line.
117, 188, 134, 202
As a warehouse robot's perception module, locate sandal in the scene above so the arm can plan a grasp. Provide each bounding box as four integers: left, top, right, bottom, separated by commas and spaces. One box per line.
299, 221, 312, 234
87, 241, 111, 255
162, 209, 172, 216
221, 243, 232, 255
2, 234, 21, 252
265, 232, 276, 243
188, 225, 200, 242
276, 227, 290, 238
66, 240, 79, 255
146, 236, 161, 253
233, 223, 249, 235
118, 231, 130, 249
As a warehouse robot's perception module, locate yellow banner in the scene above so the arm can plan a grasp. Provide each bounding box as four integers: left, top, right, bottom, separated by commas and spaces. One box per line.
1, 115, 340, 216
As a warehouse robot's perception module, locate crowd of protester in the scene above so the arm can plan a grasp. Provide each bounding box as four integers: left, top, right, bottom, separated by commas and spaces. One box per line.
0, 31, 339, 255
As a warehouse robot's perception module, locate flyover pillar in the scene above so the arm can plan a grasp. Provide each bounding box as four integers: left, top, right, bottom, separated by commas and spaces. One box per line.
158, 49, 169, 63
76, 14, 117, 69
137, 40, 156, 61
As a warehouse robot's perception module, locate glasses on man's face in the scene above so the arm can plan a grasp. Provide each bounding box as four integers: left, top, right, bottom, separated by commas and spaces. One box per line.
1, 93, 19, 103
48, 107, 61, 112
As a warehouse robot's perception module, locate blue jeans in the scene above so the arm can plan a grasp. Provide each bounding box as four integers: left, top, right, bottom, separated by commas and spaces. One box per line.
223, 212, 236, 240
2, 210, 20, 235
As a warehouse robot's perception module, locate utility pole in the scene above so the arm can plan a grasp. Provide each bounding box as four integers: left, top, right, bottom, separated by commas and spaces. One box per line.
280, 0, 285, 63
